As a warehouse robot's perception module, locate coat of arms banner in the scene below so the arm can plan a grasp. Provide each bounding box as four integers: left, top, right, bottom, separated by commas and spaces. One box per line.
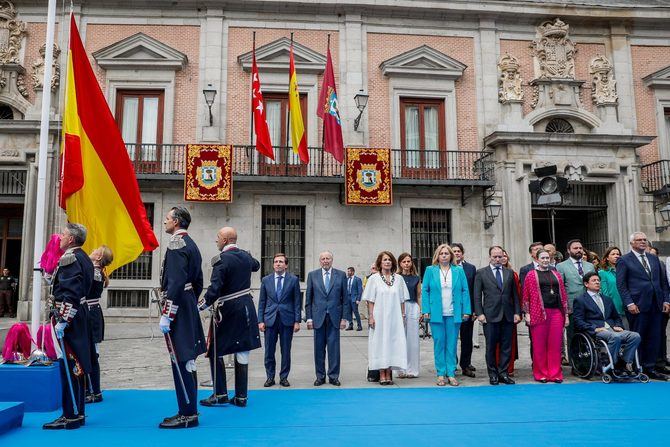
184, 144, 232, 202
345, 148, 392, 206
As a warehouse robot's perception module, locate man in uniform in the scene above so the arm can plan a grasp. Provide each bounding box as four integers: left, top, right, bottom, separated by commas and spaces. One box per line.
43, 223, 94, 430
158, 206, 206, 429
199, 226, 261, 408
0, 268, 17, 317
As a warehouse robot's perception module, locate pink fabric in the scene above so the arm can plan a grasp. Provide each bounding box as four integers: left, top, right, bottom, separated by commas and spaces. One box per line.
2, 323, 32, 361
530, 308, 565, 381
36, 324, 57, 359
40, 234, 64, 275
522, 269, 568, 326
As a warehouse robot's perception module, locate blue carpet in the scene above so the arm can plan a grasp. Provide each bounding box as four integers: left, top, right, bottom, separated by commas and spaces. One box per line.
1, 383, 667, 446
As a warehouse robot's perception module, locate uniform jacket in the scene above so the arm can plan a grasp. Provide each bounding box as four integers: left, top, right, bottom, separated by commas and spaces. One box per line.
258, 271, 302, 327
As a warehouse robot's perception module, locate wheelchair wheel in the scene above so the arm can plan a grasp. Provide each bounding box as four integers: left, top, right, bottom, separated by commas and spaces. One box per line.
601, 374, 612, 384
569, 333, 598, 379
639, 373, 650, 384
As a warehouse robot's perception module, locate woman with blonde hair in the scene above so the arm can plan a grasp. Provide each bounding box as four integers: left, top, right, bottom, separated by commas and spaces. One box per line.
363, 251, 409, 385
421, 244, 471, 386
397, 253, 421, 378
86, 245, 113, 403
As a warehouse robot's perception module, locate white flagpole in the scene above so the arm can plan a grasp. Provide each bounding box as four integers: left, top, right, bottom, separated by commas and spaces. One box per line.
31, 0, 59, 346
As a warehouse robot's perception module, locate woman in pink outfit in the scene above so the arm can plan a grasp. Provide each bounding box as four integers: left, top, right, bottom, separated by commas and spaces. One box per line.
522, 249, 569, 383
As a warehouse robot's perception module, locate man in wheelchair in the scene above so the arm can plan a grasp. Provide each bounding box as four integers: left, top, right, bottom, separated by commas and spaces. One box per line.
573, 272, 641, 377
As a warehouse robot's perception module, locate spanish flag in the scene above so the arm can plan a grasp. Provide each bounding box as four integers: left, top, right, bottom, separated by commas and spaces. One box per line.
61, 15, 158, 272
288, 41, 309, 163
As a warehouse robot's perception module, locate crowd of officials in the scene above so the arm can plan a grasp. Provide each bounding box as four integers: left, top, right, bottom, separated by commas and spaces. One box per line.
41, 206, 670, 429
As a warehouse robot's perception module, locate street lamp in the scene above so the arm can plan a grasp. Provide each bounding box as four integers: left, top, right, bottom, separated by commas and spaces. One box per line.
483, 197, 502, 229
203, 84, 217, 127
353, 89, 369, 131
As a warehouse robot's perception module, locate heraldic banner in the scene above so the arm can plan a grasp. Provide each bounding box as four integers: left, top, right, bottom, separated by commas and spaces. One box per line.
345, 148, 392, 206
184, 144, 233, 202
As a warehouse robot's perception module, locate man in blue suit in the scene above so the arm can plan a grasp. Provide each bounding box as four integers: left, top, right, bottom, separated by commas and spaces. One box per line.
616, 231, 670, 380
258, 253, 302, 387
345, 267, 363, 331
573, 272, 640, 376
305, 251, 351, 386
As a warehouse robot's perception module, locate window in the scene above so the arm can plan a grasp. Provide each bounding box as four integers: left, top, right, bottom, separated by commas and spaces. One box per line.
107, 289, 150, 308
261, 205, 305, 280
400, 98, 445, 170
410, 208, 451, 276
0, 105, 13, 119
115, 90, 164, 168
545, 118, 574, 133
110, 203, 154, 280
263, 93, 307, 166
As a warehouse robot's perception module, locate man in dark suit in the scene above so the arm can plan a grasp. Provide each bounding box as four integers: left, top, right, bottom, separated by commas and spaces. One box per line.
474, 246, 521, 385
452, 242, 477, 377
519, 241, 544, 289
345, 267, 363, 331
258, 253, 302, 387
573, 272, 640, 376
305, 251, 350, 386
616, 231, 670, 380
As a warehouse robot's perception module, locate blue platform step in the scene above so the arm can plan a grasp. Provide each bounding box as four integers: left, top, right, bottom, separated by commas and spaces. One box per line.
0, 364, 61, 412
0, 402, 24, 435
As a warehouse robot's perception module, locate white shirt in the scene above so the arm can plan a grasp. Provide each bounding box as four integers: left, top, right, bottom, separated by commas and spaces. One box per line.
587, 290, 610, 329
439, 267, 453, 316
634, 251, 651, 271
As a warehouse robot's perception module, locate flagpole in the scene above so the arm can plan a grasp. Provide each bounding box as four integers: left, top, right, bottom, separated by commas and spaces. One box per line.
285, 32, 293, 176
320, 34, 329, 177
249, 32, 256, 173
31, 0, 58, 346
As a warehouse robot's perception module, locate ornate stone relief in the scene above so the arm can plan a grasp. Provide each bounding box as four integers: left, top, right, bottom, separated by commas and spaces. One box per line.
531, 18, 576, 80
498, 53, 523, 103
0, 1, 26, 65
589, 55, 617, 105
564, 163, 585, 182
31, 43, 60, 92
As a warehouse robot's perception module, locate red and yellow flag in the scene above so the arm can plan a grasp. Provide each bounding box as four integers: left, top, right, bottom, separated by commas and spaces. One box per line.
288, 41, 309, 163
61, 15, 158, 272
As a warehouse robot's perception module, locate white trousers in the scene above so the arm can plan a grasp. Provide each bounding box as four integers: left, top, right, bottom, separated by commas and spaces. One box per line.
403, 301, 421, 376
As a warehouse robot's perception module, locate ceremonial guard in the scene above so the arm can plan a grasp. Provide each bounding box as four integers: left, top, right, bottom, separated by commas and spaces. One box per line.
43, 223, 94, 430
158, 207, 206, 429
200, 226, 261, 408
86, 245, 113, 404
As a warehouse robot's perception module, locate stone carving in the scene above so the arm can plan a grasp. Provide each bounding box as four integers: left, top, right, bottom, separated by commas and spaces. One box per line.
498, 53, 523, 103
530, 84, 539, 109
32, 43, 60, 92
531, 18, 576, 80
0, 149, 19, 157
565, 163, 584, 182
589, 55, 617, 105
0, 1, 26, 65
15, 72, 26, 97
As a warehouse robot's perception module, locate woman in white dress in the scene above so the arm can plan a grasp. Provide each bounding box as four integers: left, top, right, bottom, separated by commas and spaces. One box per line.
363, 251, 409, 385
397, 253, 421, 378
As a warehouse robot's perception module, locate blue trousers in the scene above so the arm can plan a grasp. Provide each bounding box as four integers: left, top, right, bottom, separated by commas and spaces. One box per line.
264, 320, 295, 380
430, 316, 460, 377
595, 329, 641, 364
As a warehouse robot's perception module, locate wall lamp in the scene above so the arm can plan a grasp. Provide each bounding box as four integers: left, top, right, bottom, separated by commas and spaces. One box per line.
353, 89, 369, 131
203, 84, 217, 127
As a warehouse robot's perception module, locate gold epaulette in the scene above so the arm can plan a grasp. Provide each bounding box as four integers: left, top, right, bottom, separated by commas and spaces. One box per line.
58, 252, 76, 267
211, 254, 221, 267
168, 235, 186, 250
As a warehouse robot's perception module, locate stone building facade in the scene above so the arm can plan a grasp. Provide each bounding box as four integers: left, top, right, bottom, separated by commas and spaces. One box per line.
2, 1, 670, 318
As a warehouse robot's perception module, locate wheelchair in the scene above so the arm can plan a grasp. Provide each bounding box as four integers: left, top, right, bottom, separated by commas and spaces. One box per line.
569, 332, 649, 383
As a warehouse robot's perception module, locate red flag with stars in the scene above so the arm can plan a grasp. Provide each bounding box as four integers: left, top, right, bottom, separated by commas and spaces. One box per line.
251, 49, 274, 160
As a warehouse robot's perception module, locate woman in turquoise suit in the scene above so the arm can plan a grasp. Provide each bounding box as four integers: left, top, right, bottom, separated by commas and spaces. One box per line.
421, 244, 471, 386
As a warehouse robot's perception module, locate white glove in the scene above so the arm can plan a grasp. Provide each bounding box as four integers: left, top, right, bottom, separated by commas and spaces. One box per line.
54, 322, 67, 339
185, 359, 196, 372
159, 315, 171, 334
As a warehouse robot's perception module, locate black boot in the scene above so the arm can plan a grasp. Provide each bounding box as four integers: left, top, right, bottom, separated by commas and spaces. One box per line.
43, 416, 81, 430
200, 356, 229, 406
231, 358, 248, 407
158, 414, 199, 429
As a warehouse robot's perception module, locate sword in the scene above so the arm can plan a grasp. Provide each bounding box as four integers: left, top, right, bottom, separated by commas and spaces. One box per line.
211, 307, 217, 392
164, 331, 190, 405
57, 334, 79, 416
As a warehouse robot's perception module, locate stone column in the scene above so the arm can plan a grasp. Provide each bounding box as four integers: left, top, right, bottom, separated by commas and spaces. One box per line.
340, 13, 366, 147
478, 19, 499, 140
200, 7, 226, 142
609, 22, 636, 132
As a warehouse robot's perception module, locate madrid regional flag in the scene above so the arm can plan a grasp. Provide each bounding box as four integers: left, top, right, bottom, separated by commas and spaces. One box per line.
60, 15, 158, 272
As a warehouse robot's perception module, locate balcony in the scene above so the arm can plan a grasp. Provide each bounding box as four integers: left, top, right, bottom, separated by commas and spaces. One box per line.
126, 144, 495, 186
641, 160, 670, 195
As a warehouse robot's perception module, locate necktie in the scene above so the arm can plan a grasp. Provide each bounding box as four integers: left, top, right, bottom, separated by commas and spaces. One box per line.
495, 267, 503, 289
276, 275, 283, 299
348, 277, 352, 294
576, 260, 584, 276
640, 254, 651, 278
324, 270, 331, 291
594, 293, 605, 316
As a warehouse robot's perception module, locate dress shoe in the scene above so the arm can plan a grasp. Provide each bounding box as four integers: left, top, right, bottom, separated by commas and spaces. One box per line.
356, 326, 363, 331
159, 414, 199, 429
329, 378, 341, 386
553, 378, 563, 384
279, 378, 290, 387
162, 413, 180, 423
314, 377, 326, 386
264, 378, 275, 387
461, 367, 475, 378
538, 378, 548, 383
499, 374, 515, 385
199, 394, 230, 407
645, 369, 670, 381
231, 396, 247, 407
655, 365, 670, 375
43, 416, 81, 430
345, 325, 353, 331
85, 393, 103, 404
489, 376, 499, 385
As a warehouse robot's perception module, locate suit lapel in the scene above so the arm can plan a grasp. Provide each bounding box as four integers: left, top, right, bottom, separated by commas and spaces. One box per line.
269, 274, 277, 301
484, 267, 499, 289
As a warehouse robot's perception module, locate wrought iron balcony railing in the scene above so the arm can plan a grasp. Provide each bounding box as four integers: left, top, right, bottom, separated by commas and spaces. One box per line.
126, 144, 494, 184
641, 160, 670, 194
